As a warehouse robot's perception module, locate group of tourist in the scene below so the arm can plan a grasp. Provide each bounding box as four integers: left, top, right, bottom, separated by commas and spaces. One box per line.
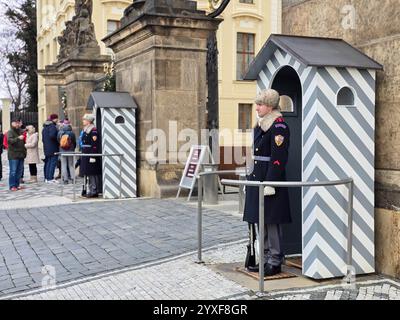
0, 113, 102, 198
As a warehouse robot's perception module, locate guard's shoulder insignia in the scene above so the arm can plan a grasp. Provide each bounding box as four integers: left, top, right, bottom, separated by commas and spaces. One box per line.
92, 136, 98, 142
275, 135, 285, 147
275, 123, 287, 129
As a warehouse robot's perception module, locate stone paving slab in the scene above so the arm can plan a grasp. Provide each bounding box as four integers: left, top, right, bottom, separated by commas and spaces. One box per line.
2, 241, 399, 300
6, 242, 252, 300
0, 197, 246, 297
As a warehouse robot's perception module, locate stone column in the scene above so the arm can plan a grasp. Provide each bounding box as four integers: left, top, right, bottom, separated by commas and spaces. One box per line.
1, 98, 11, 132
38, 66, 66, 120
57, 57, 109, 135
103, 0, 222, 198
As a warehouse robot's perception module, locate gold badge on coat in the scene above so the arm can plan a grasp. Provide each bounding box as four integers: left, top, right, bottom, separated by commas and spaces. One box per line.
275, 135, 284, 147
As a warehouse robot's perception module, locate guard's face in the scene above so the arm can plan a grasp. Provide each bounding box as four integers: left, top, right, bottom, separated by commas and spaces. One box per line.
256, 104, 273, 118
82, 119, 90, 127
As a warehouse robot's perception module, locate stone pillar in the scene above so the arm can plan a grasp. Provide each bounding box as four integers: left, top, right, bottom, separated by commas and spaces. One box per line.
103, 0, 222, 198
38, 66, 65, 120
1, 98, 11, 132
57, 57, 109, 135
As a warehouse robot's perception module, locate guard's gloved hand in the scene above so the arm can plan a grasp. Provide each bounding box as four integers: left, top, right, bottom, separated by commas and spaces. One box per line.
264, 186, 276, 196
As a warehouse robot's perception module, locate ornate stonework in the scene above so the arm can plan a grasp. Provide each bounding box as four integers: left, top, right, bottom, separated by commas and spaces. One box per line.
57, 0, 99, 60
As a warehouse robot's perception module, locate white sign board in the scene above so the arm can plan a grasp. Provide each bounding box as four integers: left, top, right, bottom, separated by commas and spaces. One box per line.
180, 145, 208, 189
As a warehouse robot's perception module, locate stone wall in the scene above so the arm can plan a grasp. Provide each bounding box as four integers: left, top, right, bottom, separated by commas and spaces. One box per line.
282, 0, 400, 277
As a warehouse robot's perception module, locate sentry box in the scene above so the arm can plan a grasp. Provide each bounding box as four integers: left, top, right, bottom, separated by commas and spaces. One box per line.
244, 35, 383, 279
87, 92, 138, 199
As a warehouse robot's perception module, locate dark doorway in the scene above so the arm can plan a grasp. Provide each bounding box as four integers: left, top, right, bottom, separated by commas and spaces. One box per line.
96, 108, 103, 154
271, 66, 302, 255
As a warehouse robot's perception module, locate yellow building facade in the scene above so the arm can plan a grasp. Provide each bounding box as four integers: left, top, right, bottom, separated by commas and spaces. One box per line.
37, 0, 281, 146
197, 0, 281, 147
37, 0, 131, 130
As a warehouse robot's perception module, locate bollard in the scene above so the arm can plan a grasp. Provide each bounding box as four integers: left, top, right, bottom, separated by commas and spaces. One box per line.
202, 164, 219, 205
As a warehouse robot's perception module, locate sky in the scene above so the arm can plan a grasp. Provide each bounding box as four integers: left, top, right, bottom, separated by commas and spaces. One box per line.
0, 0, 20, 102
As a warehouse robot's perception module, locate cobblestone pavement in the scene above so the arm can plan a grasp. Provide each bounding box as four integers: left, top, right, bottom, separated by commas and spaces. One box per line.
263, 278, 400, 300
0, 198, 246, 296
1, 242, 399, 300
0, 152, 86, 206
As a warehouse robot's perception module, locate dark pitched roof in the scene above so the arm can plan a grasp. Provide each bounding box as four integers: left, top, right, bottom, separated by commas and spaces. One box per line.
244, 34, 383, 80
87, 92, 138, 110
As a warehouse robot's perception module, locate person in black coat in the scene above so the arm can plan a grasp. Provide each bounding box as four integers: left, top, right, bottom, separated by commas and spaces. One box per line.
42, 114, 60, 183
80, 114, 102, 198
243, 89, 291, 277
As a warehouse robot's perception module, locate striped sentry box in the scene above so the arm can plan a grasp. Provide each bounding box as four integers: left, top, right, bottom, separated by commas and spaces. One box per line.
245, 35, 382, 279
88, 92, 138, 200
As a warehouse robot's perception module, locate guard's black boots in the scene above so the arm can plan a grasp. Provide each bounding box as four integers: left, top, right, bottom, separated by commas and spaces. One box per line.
246, 263, 282, 276
265, 264, 281, 276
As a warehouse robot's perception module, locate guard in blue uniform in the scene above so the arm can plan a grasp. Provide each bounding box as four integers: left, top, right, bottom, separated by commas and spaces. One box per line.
244, 89, 292, 276
80, 114, 102, 198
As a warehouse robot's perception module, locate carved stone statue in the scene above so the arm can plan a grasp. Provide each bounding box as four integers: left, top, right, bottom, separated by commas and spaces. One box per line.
57, 0, 99, 61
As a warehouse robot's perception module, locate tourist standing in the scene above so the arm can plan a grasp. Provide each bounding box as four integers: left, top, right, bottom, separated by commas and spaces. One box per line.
25, 125, 40, 184
42, 114, 60, 183
58, 119, 77, 184
7, 119, 27, 191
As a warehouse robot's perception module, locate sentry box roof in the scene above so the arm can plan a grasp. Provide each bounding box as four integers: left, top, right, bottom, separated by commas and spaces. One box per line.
87, 92, 138, 110
244, 34, 383, 80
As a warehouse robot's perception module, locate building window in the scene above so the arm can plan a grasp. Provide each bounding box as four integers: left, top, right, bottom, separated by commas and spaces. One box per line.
280, 95, 294, 113
107, 20, 121, 35
337, 86, 355, 107
115, 116, 125, 125
239, 0, 254, 3
238, 104, 253, 131
237, 33, 255, 80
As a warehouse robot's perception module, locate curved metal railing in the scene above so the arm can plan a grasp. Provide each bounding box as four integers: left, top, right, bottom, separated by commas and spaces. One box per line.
56, 152, 124, 201
196, 170, 354, 293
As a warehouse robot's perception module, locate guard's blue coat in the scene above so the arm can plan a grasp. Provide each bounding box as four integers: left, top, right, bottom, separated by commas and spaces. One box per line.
243, 117, 292, 225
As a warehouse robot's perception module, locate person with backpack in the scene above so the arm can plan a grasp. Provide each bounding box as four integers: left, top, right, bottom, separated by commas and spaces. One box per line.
57, 119, 77, 184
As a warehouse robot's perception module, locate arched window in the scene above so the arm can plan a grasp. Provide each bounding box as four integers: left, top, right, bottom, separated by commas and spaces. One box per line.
115, 116, 125, 125
280, 95, 294, 113
337, 86, 355, 107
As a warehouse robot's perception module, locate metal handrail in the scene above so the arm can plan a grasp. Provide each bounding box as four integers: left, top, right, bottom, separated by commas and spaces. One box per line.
196, 172, 354, 294
196, 170, 246, 267
56, 152, 124, 202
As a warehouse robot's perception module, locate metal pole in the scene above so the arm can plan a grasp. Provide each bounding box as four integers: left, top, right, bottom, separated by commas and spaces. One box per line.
197, 176, 203, 264
60, 155, 64, 197
119, 156, 122, 199
347, 180, 354, 268
259, 185, 265, 293
73, 155, 76, 202
238, 174, 246, 214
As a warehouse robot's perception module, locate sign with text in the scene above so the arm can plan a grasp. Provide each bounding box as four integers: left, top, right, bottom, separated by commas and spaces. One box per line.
179, 145, 209, 192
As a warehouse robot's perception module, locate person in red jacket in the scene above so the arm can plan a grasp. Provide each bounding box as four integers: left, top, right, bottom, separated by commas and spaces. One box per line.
0, 128, 3, 182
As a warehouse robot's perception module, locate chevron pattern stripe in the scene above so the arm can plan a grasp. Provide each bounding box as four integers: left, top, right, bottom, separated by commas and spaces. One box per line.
257, 48, 375, 279
101, 108, 137, 199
